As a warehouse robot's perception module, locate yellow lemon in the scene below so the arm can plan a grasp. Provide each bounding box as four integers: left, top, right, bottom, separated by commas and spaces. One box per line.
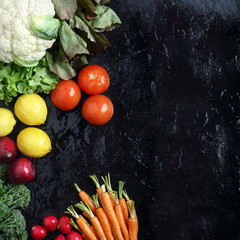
0, 108, 16, 137
17, 127, 52, 158
14, 93, 48, 126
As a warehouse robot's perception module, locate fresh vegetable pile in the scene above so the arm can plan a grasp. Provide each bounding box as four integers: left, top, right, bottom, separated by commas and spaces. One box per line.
30, 174, 138, 240
0, 93, 52, 183
68, 174, 138, 240
50, 64, 114, 125
0, 0, 121, 104
0, 1, 123, 239
0, 164, 31, 239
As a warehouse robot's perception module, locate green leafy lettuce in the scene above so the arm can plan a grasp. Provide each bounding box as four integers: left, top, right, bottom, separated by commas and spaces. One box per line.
0, 57, 59, 104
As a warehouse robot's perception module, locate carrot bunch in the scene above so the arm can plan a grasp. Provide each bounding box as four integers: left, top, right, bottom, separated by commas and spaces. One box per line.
65, 174, 138, 240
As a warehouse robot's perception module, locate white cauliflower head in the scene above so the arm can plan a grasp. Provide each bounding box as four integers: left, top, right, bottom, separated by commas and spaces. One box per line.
0, 0, 56, 63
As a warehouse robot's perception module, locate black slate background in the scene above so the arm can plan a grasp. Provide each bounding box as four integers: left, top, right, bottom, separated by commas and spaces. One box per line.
1, 0, 240, 239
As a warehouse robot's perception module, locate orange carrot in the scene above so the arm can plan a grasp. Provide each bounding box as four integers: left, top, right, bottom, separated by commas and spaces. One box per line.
89, 175, 104, 208
114, 192, 129, 240
90, 225, 99, 239
122, 190, 137, 220
83, 211, 92, 221
76, 201, 107, 240
66, 206, 98, 240
76, 217, 98, 240
82, 233, 91, 240
92, 194, 115, 240
127, 201, 138, 240
118, 181, 129, 226
69, 218, 84, 234
101, 185, 124, 240
101, 174, 116, 207
110, 222, 118, 240
74, 183, 97, 215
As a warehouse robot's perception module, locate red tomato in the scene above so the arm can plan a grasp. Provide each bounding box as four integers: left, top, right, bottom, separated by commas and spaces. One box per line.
77, 65, 110, 95
82, 95, 114, 125
50, 80, 81, 111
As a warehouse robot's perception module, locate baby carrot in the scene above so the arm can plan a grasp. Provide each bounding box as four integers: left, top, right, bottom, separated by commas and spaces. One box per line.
82, 233, 91, 240
122, 190, 137, 219
69, 218, 83, 234
118, 181, 129, 226
89, 175, 104, 207
75, 201, 107, 240
101, 174, 116, 207
101, 185, 124, 240
74, 183, 97, 215
114, 192, 129, 240
127, 201, 138, 240
110, 222, 118, 240
92, 194, 114, 240
66, 206, 98, 240
90, 225, 99, 239
72, 215, 98, 239
83, 211, 92, 221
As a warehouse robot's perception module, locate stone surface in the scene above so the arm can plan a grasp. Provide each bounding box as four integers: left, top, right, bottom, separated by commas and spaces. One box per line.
1, 0, 240, 239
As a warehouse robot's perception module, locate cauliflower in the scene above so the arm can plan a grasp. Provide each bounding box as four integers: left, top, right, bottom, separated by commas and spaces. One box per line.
0, 0, 56, 63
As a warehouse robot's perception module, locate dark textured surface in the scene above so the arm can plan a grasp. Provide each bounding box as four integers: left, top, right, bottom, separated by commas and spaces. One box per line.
1, 0, 240, 239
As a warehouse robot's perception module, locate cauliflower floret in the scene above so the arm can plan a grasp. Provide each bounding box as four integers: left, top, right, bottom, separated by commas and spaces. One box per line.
0, 0, 56, 63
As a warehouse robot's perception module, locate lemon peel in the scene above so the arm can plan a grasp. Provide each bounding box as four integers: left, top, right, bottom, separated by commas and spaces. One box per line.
14, 93, 48, 126
0, 108, 16, 137
17, 127, 51, 158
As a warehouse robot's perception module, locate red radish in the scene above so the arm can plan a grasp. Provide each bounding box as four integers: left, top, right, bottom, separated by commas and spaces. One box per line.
7, 157, 35, 184
66, 232, 83, 240
42, 215, 58, 231
55, 234, 66, 240
0, 137, 17, 163
30, 225, 47, 240
57, 216, 72, 234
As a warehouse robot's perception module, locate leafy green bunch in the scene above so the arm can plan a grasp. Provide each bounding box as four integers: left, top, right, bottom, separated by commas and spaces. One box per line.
43, 0, 122, 80
0, 0, 121, 104
0, 58, 59, 104
0, 164, 31, 240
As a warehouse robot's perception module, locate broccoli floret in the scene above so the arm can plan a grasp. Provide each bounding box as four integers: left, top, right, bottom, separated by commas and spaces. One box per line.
19, 230, 28, 240
0, 203, 11, 221
0, 164, 8, 180
0, 209, 26, 236
0, 164, 31, 239
0, 183, 31, 210
1, 230, 28, 240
